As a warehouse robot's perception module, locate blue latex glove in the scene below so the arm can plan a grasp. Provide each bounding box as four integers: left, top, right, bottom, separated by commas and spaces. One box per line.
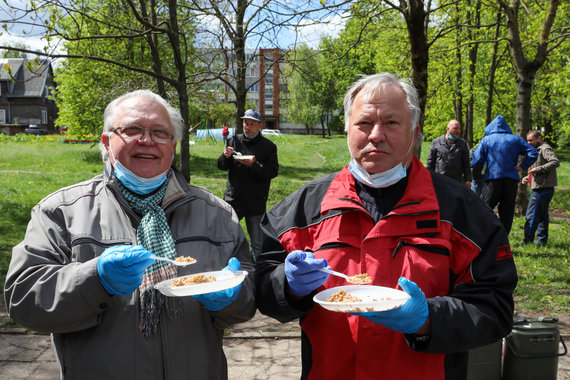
193, 258, 242, 311
352, 277, 429, 334
97, 245, 154, 296
285, 250, 329, 297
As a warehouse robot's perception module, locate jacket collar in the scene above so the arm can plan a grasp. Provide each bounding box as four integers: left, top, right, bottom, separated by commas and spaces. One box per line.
104, 163, 188, 211
321, 156, 441, 236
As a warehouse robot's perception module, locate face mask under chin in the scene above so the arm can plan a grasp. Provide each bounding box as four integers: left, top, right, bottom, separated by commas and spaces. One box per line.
108, 138, 169, 194
346, 133, 414, 188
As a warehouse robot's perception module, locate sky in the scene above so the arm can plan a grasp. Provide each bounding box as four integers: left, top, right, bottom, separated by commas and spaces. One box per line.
277, 13, 346, 49
0, 0, 347, 56
0, 0, 56, 55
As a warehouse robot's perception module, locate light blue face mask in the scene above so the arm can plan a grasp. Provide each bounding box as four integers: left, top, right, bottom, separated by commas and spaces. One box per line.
108, 136, 170, 194
448, 134, 457, 141
348, 157, 407, 188
113, 160, 168, 194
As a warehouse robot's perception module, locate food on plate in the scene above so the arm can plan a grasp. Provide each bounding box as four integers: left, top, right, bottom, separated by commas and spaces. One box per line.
170, 273, 216, 287
234, 155, 255, 160
327, 289, 362, 303
174, 256, 197, 264
348, 273, 372, 284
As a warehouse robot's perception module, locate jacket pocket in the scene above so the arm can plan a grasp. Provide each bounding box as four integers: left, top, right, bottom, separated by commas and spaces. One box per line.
391, 238, 451, 298
71, 237, 132, 263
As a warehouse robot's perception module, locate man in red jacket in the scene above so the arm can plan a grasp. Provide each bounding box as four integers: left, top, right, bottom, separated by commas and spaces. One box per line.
256, 73, 517, 380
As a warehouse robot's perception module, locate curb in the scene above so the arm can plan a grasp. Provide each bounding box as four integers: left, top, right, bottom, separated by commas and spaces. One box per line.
226, 331, 301, 339
0, 327, 303, 339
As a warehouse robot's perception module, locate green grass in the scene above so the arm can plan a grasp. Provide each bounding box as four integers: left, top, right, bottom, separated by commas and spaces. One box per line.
0, 134, 568, 323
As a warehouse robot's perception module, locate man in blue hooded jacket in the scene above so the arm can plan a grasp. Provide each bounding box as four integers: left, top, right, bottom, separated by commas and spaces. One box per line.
472, 115, 537, 234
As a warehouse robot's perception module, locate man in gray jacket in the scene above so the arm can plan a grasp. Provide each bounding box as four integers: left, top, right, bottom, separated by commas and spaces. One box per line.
521, 130, 560, 247
426, 119, 472, 188
4, 90, 256, 379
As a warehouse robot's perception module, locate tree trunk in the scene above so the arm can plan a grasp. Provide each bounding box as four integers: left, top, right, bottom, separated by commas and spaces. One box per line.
485, 10, 502, 127
499, 0, 561, 215
453, 3, 463, 127
403, 1, 429, 157
142, 0, 167, 98
231, 0, 248, 134
465, 0, 481, 147
167, 0, 190, 181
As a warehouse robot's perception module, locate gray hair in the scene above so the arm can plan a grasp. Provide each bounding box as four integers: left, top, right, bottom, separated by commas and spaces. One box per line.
343, 73, 421, 132
99, 90, 184, 162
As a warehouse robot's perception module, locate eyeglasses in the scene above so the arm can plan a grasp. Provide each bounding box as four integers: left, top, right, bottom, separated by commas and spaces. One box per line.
111, 125, 174, 144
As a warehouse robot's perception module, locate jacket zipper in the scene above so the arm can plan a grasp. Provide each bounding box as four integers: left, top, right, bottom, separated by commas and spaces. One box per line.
392, 240, 449, 258
314, 242, 353, 252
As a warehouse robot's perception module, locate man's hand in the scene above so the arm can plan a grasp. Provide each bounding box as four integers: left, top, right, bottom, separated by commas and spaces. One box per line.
285, 250, 329, 297
97, 245, 154, 296
522, 176, 529, 185
223, 146, 235, 158
351, 277, 429, 334
193, 258, 242, 311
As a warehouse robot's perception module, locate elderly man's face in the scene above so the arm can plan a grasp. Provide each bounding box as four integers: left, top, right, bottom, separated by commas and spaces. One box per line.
446, 121, 461, 139
347, 84, 418, 174
102, 96, 176, 178
243, 119, 262, 136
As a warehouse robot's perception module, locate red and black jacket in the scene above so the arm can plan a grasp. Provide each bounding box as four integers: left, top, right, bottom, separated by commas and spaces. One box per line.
256, 156, 517, 380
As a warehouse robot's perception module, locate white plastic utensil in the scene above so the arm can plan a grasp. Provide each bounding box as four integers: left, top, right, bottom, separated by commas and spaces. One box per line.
318, 268, 372, 284
150, 255, 196, 267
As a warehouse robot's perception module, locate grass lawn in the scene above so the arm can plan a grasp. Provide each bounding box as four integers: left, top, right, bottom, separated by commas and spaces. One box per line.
0, 133, 568, 322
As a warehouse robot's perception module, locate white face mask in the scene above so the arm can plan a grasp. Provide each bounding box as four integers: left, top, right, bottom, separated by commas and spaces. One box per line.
348, 158, 407, 188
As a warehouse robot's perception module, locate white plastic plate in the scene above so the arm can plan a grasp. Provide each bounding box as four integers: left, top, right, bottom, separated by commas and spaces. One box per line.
313, 285, 410, 313
155, 270, 248, 297
234, 155, 255, 160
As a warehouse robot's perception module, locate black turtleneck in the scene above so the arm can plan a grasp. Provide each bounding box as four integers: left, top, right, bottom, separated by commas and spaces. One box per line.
355, 170, 409, 223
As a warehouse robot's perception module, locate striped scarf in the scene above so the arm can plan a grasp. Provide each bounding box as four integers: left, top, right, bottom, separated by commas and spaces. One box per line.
119, 171, 182, 337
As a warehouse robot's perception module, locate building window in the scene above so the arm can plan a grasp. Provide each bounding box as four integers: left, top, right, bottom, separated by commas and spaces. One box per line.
42, 109, 48, 124
0, 109, 5, 124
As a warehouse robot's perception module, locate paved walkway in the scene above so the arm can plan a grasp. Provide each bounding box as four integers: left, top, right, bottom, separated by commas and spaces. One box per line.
0, 312, 301, 380
0, 311, 568, 379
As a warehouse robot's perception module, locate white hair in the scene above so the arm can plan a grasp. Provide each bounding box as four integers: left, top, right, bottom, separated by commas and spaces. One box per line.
99, 90, 184, 162
343, 73, 421, 132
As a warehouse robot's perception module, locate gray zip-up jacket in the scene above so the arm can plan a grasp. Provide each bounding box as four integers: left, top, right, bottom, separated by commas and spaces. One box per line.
4, 165, 256, 380
530, 142, 559, 190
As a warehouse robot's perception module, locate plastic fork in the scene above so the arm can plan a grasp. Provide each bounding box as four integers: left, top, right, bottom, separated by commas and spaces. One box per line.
150, 254, 196, 267
318, 267, 372, 284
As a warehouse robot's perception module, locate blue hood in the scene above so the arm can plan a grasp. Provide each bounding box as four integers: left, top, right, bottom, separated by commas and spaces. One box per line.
472, 115, 537, 181
484, 115, 512, 136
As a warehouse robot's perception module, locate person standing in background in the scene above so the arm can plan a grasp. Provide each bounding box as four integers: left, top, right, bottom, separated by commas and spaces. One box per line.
222, 125, 229, 145
470, 146, 485, 197
521, 130, 559, 247
472, 115, 537, 234
427, 119, 472, 188
218, 109, 279, 261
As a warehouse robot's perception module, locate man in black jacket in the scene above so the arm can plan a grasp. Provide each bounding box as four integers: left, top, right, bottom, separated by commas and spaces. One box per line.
218, 109, 279, 260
